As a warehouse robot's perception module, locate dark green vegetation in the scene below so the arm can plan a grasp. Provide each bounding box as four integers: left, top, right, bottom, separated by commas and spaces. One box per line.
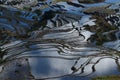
55, 0, 69, 2
78, 0, 105, 3
92, 75, 120, 80
85, 16, 118, 45
83, 5, 117, 15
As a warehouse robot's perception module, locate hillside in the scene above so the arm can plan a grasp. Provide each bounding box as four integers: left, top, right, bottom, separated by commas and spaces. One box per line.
0, 0, 120, 80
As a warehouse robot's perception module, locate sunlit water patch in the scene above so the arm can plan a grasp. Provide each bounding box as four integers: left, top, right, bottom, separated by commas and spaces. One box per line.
0, 0, 120, 80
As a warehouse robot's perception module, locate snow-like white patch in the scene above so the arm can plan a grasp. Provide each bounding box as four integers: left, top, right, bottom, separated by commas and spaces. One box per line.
43, 29, 78, 39
94, 58, 120, 75
78, 15, 96, 26
77, 15, 96, 41
105, 0, 120, 3
79, 15, 92, 24
83, 19, 96, 26
28, 50, 75, 79
1, 40, 23, 49
103, 40, 120, 51
0, 66, 3, 72
81, 30, 94, 41
109, 2, 120, 9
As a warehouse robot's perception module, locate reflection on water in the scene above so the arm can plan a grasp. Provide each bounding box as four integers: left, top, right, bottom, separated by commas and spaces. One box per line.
1, 37, 120, 80
0, 0, 120, 80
